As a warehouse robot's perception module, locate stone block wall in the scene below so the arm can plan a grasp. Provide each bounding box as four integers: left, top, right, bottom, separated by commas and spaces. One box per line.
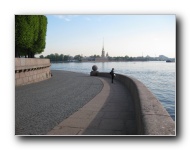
15, 58, 51, 86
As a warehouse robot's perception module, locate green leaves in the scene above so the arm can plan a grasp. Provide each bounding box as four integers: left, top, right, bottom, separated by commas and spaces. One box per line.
15, 15, 47, 58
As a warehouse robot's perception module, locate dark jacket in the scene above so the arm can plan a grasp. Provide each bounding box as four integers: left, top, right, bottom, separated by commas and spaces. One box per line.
110, 70, 114, 77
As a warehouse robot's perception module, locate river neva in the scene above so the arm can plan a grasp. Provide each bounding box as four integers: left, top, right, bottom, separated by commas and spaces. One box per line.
51, 61, 176, 121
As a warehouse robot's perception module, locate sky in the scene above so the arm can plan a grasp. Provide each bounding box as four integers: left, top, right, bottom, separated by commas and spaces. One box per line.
39, 15, 176, 58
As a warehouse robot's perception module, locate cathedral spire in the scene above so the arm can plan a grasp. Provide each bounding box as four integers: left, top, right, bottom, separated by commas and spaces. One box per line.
101, 38, 105, 58
102, 38, 104, 51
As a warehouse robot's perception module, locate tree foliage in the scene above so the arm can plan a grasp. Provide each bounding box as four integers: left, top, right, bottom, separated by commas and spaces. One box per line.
15, 15, 47, 58
45, 53, 70, 62
74, 55, 82, 61
44, 53, 83, 62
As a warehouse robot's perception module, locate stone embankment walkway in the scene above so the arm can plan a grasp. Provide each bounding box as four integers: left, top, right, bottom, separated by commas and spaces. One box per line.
15, 70, 137, 135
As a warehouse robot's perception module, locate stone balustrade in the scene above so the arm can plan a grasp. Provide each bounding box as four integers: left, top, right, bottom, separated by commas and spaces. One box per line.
15, 58, 51, 86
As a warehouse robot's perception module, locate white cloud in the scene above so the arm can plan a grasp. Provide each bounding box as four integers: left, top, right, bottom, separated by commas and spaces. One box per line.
54, 15, 77, 22
64, 17, 71, 22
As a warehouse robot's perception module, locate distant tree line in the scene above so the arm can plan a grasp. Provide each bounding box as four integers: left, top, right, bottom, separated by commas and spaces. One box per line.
40, 53, 83, 62
15, 15, 47, 58
108, 55, 171, 61
90, 55, 101, 58
108, 55, 138, 61
40, 53, 172, 62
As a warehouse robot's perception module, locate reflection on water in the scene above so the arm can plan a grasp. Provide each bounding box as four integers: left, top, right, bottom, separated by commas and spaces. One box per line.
51, 61, 176, 121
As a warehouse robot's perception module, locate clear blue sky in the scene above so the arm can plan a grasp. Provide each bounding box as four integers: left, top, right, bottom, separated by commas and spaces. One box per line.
39, 15, 175, 58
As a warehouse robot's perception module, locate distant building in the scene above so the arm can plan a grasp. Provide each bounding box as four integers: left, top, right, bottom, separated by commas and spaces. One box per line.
95, 40, 109, 62
101, 44, 105, 58
106, 52, 109, 57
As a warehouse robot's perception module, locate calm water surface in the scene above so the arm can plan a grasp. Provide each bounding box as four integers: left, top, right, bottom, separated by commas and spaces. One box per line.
51, 61, 176, 121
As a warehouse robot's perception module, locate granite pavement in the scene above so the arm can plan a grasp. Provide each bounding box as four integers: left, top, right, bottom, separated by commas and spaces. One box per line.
15, 70, 103, 135
15, 70, 137, 135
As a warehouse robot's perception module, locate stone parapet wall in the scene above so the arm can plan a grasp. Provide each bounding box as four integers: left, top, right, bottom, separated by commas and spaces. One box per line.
97, 72, 175, 135
15, 58, 51, 86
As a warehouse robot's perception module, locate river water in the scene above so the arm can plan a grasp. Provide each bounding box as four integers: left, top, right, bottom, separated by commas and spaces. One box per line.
50, 61, 176, 121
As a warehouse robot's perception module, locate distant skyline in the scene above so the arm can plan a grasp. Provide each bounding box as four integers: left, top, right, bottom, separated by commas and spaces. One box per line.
38, 15, 176, 58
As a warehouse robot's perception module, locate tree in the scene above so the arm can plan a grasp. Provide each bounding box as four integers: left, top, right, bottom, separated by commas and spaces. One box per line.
74, 54, 82, 61
59, 54, 64, 62
54, 53, 59, 62
15, 15, 47, 58
50, 54, 55, 61
39, 55, 44, 58
124, 55, 129, 60
32, 16, 47, 56
63, 55, 70, 62
15, 15, 35, 57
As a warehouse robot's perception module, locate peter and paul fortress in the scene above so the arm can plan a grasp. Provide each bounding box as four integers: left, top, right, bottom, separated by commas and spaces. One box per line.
95, 40, 109, 62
